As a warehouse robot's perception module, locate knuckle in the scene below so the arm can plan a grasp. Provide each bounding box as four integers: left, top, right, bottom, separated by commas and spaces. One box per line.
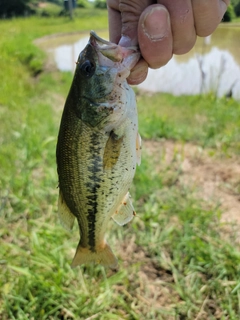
107, 0, 120, 10
173, 36, 197, 55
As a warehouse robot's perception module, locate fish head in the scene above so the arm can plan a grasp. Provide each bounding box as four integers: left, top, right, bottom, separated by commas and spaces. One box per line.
70, 31, 140, 128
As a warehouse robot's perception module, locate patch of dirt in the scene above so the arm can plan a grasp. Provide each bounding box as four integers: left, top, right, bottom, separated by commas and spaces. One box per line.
144, 139, 240, 225
109, 140, 240, 317
113, 236, 180, 318
38, 2, 47, 8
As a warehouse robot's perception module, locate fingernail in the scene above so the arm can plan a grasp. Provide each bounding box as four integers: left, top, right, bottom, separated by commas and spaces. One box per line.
143, 6, 170, 41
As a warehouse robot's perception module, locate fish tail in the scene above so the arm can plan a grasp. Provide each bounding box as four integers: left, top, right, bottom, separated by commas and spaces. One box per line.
71, 242, 118, 269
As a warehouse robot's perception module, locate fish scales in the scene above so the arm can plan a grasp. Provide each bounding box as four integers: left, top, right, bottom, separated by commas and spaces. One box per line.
56, 31, 141, 268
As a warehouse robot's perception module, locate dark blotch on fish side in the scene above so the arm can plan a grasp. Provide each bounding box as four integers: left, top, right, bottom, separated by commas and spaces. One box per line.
103, 130, 124, 169
85, 132, 103, 252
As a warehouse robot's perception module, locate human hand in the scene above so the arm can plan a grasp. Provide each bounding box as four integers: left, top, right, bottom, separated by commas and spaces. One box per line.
107, 0, 230, 84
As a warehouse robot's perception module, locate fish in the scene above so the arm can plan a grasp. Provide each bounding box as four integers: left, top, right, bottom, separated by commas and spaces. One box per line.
56, 31, 141, 269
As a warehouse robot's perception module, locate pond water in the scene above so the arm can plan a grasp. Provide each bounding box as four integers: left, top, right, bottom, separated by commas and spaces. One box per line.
37, 25, 240, 100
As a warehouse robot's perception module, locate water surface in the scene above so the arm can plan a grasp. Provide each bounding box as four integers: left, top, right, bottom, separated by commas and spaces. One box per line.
37, 25, 240, 100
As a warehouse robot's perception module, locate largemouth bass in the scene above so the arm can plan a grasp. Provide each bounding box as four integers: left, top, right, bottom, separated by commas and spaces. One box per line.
56, 31, 141, 269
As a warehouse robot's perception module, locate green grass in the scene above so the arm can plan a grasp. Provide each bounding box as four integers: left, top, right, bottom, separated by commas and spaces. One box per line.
35, 2, 64, 17
232, 17, 240, 23
1, 12, 240, 319
137, 91, 240, 154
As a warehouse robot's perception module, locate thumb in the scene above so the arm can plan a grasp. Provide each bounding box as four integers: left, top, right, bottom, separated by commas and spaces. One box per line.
118, 1, 149, 47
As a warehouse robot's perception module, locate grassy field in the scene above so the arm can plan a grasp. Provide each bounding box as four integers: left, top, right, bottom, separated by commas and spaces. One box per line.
233, 16, 240, 23
1, 9, 240, 320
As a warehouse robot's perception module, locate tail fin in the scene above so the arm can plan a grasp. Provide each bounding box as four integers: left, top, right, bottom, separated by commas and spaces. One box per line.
71, 242, 118, 269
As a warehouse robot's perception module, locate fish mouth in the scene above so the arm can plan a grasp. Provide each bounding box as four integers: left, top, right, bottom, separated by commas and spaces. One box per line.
89, 30, 140, 70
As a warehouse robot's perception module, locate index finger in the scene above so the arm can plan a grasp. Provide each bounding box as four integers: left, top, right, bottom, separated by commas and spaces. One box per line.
107, 1, 122, 43
108, 0, 154, 46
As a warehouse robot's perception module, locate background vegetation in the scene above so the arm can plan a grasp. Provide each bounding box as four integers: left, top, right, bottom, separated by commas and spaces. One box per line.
0, 0, 107, 17
1, 0, 240, 20
1, 6, 240, 320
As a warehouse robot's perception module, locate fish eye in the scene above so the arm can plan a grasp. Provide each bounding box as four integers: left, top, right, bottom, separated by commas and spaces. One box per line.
80, 60, 95, 78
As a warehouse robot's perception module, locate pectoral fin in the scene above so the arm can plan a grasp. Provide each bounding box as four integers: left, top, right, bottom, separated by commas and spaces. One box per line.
103, 130, 123, 169
58, 190, 75, 231
136, 132, 142, 166
112, 192, 136, 226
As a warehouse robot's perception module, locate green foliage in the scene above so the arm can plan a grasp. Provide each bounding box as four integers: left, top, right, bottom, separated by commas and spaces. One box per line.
234, 2, 240, 16
230, 0, 240, 16
36, 2, 62, 17
46, 0, 63, 5
76, 0, 92, 8
137, 92, 240, 154
94, 0, 107, 9
0, 0, 31, 17
223, 4, 236, 22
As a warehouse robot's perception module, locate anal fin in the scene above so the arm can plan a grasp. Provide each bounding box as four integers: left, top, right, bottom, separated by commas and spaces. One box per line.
112, 192, 136, 226
58, 190, 75, 231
